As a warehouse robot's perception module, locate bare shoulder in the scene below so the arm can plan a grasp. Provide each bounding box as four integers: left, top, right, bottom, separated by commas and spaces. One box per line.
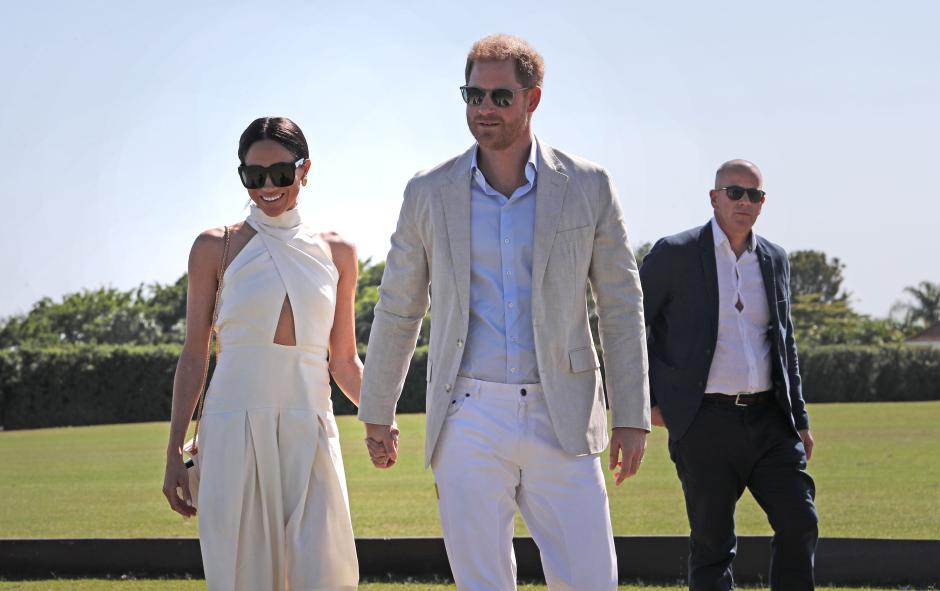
190, 226, 226, 264
318, 231, 358, 275
190, 221, 248, 274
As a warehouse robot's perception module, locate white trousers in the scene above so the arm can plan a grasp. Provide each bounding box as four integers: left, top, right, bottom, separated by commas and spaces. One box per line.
431, 377, 617, 591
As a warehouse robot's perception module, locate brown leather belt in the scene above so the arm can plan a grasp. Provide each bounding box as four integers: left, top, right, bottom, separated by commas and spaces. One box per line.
703, 390, 774, 407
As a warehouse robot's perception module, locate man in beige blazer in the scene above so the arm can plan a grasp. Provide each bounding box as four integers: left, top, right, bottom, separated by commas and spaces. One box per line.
359, 34, 650, 590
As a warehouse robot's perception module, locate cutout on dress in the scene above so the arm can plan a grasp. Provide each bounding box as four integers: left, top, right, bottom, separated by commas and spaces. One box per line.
273, 294, 297, 346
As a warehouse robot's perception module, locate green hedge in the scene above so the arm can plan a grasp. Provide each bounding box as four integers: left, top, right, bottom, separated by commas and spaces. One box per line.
329, 346, 428, 416
0, 344, 937, 430
0, 345, 180, 429
0, 344, 429, 430
0, 349, 16, 427
799, 345, 940, 403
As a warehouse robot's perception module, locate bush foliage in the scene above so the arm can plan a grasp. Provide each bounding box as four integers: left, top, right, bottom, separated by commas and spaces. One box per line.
1, 252, 936, 429
1, 344, 937, 429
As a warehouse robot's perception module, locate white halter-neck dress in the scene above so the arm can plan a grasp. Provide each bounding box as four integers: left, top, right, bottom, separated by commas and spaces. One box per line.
197, 204, 358, 590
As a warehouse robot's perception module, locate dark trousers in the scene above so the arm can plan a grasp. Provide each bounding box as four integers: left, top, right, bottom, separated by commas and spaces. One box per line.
668, 398, 818, 591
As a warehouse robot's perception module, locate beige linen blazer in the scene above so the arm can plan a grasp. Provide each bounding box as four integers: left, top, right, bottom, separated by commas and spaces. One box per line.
359, 140, 650, 467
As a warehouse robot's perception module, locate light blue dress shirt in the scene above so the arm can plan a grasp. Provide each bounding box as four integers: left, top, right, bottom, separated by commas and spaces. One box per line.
458, 140, 540, 384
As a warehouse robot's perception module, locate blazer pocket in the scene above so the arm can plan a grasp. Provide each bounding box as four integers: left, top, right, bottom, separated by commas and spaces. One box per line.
556, 223, 591, 234
554, 224, 591, 246
568, 346, 600, 373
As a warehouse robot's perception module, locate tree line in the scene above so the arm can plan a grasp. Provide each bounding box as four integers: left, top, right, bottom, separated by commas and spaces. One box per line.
1, 249, 937, 350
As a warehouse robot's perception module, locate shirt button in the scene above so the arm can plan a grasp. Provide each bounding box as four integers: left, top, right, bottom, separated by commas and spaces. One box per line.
506, 270, 512, 276
457, 339, 463, 348
445, 384, 452, 392
511, 368, 517, 373
507, 302, 514, 309
504, 238, 511, 244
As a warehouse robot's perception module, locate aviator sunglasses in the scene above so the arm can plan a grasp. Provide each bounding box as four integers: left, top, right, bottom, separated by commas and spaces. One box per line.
460, 85, 531, 108
719, 185, 766, 203
238, 158, 306, 189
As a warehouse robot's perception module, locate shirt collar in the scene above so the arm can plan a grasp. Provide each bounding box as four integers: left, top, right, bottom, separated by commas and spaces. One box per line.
711, 217, 756, 253
470, 138, 539, 198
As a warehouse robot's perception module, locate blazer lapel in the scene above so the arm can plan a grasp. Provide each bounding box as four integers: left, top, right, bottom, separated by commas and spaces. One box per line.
531, 142, 569, 289
440, 146, 475, 317
755, 239, 779, 323
698, 222, 719, 343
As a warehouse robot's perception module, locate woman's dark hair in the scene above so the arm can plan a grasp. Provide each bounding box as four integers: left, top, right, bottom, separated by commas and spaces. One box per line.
238, 117, 309, 164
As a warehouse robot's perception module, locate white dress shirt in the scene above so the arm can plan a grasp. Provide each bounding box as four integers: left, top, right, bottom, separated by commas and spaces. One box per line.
705, 217, 773, 395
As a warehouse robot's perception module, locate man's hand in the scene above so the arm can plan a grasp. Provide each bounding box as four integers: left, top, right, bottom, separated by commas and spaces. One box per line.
365, 422, 400, 469
609, 427, 647, 485
651, 406, 665, 427
798, 428, 814, 462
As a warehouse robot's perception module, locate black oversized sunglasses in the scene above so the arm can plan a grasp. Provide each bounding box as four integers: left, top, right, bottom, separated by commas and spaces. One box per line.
237, 158, 305, 189
460, 85, 531, 108
719, 185, 766, 203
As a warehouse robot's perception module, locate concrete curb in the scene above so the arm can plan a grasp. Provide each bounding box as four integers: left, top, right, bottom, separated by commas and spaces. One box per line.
1, 537, 937, 586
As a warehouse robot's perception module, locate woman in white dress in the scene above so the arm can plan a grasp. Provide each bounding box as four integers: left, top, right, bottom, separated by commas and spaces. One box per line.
162, 117, 361, 590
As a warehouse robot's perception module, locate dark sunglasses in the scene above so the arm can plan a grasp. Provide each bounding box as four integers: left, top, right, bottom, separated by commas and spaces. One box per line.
460, 85, 531, 108
719, 185, 766, 203
237, 158, 305, 189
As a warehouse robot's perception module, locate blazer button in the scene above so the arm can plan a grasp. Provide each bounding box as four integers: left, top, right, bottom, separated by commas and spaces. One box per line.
445, 384, 452, 392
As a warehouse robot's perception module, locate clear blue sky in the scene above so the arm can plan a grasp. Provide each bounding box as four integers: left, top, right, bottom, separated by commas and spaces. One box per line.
1, 1, 937, 319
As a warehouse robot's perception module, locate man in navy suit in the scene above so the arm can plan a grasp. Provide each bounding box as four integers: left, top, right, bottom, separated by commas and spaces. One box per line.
640, 159, 818, 590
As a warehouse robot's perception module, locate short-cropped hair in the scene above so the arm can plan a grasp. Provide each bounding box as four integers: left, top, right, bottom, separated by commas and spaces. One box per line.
465, 34, 545, 88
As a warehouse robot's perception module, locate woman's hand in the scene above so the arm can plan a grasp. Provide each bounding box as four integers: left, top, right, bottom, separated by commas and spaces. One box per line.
163, 455, 196, 518
365, 421, 400, 468
161, 229, 227, 519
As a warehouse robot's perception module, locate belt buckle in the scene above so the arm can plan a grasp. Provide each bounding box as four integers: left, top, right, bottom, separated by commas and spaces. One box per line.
734, 393, 748, 407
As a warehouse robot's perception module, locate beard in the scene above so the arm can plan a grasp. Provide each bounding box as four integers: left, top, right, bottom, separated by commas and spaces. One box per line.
467, 111, 528, 151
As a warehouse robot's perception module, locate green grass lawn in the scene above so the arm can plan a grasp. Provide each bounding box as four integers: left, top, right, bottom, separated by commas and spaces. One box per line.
0, 402, 937, 539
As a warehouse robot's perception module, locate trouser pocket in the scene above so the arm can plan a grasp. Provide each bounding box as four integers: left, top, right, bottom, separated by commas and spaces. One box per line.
446, 391, 471, 417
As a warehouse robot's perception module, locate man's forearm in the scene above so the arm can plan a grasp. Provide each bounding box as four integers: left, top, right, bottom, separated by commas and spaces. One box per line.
358, 305, 425, 425
358, 186, 429, 425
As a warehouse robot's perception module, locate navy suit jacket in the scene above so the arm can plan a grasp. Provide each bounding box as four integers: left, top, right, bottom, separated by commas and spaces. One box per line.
639, 220, 809, 441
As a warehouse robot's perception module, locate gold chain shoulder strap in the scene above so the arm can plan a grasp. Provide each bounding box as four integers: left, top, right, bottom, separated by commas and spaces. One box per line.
191, 225, 231, 446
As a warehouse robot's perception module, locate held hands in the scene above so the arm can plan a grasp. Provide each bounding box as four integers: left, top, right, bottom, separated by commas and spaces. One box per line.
364, 422, 400, 469
609, 427, 647, 485
162, 454, 196, 518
